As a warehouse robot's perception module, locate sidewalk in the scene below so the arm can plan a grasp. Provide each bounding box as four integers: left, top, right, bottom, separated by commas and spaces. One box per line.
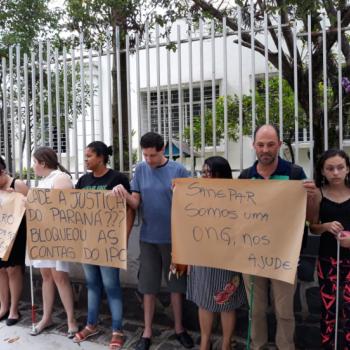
0, 301, 247, 350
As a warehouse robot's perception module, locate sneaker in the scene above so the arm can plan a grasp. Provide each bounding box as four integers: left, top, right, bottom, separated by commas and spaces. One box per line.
135, 337, 151, 350
175, 331, 194, 348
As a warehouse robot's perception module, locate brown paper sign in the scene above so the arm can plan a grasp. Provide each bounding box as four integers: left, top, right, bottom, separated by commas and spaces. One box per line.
26, 188, 127, 269
0, 191, 26, 261
171, 178, 307, 284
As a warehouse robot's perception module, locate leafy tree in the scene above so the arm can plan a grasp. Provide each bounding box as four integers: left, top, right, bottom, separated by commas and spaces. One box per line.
185, 77, 308, 163
159, 0, 350, 163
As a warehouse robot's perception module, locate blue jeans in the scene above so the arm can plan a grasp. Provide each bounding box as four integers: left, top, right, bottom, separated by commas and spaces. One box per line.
83, 264, 123, 331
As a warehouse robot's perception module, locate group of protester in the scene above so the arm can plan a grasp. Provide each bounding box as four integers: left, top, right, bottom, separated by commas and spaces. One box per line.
0, 123, 349, 350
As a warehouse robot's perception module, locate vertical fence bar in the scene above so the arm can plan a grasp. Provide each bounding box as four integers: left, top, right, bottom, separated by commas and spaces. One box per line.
16, 45, 22, 178
136, 34, 141, 160
145, 23, 151, 132
238, 7, 243, 171
47, 40, 53, 148
24, 53, 30, 182
79, 32, 86, 161
250, 0, 256, 138
126, 34, 132, 174
9, 46, 15, 174
293, 22, 299, 164
115, 26, 124, 172
39, 41, 45, 145
106, 29, 112, 149
63, 47, 70, 171
98, 48, 104, 141
307, 15, 314, 176
167, 35, 172, 159
322, 16, 328, 151
189, 22, 194, 174
211, 20, 216, 155
31, 51, 37, 153
177, 25, 183, 164
338, 11, 343, 150
2, 58, 9, 162
156, 24, 161, 134
264, 12, 269, 123
278, 14, 283, 147
223, 17, 228, 159
89, 48, 95, 141
71, 46, 79, 179
55, 48, 61, 161
200, 19, 205, 159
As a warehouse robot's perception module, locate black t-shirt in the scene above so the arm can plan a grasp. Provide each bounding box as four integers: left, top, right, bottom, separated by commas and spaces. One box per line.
319, 196, 350, 259
75, 169, 131, 192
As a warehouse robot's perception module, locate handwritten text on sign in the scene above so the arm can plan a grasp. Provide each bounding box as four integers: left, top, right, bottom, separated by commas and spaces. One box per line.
171, 179, 307, 284
0, 191, 26, 260
26, 189, 127, 269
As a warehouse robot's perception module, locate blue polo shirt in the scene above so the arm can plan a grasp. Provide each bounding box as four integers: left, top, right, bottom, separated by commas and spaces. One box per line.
131, 159, 189, 244
239, 157, 306, 180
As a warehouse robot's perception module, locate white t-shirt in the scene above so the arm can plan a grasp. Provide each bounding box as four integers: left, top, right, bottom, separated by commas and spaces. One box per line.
31, 170, 72, 272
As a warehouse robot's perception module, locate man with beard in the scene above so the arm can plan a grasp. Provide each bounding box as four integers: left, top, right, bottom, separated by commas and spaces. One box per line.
239, 124, 315, 350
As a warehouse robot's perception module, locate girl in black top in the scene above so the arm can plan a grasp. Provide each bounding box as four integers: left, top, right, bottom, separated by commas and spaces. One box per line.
0, 156, 28, 326
310, 149, 350, 350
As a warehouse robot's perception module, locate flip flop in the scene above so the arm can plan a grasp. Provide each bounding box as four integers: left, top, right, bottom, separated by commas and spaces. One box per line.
30, 322, 55, 336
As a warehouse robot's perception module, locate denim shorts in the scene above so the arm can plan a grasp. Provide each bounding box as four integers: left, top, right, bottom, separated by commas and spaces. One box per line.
138, 241, 187, 294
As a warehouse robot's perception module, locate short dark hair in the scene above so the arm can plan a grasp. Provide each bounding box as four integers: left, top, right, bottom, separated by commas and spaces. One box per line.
204, 156, 232, 179
315, 149, 350, 187
140, 132, 164, 151
87, 141, 113, 165
253, 124, 280, 142
0, 156, 6, 171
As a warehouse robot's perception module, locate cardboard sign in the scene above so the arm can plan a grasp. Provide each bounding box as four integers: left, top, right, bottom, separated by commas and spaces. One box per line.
171, 178, 307, 284
26, 188, 127, 269
0, 191, 26, 260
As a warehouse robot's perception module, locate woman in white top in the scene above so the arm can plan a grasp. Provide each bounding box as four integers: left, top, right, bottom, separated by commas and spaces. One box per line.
30, 147, 77, 337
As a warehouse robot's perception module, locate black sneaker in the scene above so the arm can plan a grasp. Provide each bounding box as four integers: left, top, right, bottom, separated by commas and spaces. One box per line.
135, 337, 151, 350
175, 331, 194, 348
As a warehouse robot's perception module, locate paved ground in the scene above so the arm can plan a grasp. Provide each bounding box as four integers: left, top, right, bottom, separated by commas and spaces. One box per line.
0, 301, 248, 350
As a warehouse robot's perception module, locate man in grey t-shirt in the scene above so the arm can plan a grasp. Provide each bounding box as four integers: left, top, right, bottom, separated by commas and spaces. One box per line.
113, 132, 193, 350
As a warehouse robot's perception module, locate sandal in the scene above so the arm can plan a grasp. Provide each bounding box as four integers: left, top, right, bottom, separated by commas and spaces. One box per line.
109, 331, 125, 350
72, 325, 99, 343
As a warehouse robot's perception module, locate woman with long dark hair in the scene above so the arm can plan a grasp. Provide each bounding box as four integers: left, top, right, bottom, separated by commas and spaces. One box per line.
310, 149, 350, 349
187, 156, 246, 350
0, 156, 28, 326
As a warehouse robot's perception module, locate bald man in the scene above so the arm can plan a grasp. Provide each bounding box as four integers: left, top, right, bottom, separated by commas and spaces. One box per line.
239, 124, 316, 350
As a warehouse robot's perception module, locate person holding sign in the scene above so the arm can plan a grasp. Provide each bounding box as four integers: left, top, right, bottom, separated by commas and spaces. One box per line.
73, 141, 134, 350
310, 149, 350, 349
112, 132, 194, 350
187, 156, 246, 350
0, 156, 28, 326
239, 124, 315, 350
30, 147, 77, 337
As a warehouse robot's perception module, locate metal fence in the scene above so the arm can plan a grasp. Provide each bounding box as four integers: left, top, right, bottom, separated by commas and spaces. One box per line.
0, 5, 349, 180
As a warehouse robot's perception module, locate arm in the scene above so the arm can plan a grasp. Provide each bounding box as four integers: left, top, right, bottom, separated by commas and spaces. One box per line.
52, 174, 73, 190
126, 205, 136, 240
303, 180, 319, 223
14, 179, 29, 196
310, 221, 344, 236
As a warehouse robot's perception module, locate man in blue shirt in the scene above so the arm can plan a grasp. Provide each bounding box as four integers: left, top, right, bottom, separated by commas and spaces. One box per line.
113, 132, 193, 350
239, 124, 316, 350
